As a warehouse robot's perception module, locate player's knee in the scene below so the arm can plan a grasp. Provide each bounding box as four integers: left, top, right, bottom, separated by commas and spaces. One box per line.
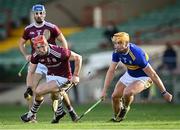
112, 93, 117, 99
35, 87, 42, 96
35, 96, 44, 101
31, 86, 36, 92
112, 91, 123, 100
123, 90, 134, 97
51, 92, 60, 100
112, 94, 121, 102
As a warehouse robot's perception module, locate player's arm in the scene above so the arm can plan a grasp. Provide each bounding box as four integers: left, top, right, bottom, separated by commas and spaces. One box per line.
27, 62, 37, 89
24, 62, 37, 99
143, 64, 172, 102
19, 38, 31, 61
57, 32, 68, 49
69, 51, 82, 84
101, 61, 118, 100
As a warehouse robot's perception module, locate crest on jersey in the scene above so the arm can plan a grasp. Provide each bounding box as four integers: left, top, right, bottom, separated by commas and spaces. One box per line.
43, 29, 50, 40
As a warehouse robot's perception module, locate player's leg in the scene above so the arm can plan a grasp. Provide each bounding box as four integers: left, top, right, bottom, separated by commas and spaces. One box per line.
51, 93, 66, 123
46, 75, 79, 122
21, 80, 59, 123
24, 67, 35, 109
61, 91, 79, 122
51, 90, 78, 123
113, 72, 132, 122
21, 95, 44, 123
35, 63, 60, 113
51, 92, 60, 112
50, 92, 66, 124
117, 80, 146, 121
24, 63, 44, 109
33, 79, 69, 123
110, 81, 125, 122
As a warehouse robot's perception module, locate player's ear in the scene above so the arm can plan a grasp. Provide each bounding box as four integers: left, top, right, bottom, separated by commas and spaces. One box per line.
44, 12, 46, 16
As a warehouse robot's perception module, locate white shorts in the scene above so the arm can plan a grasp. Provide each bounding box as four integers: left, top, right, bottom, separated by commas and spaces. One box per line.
46, 75, 68, 88
119, 72, 152, 88
35, 63, 48, 75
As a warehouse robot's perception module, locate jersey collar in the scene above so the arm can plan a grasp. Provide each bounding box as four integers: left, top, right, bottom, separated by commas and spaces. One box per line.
33, 21, 45, 28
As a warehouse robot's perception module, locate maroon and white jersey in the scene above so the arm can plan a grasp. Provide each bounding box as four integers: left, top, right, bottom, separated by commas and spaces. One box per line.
22, 21, 61, 53
31, 44, 72, 79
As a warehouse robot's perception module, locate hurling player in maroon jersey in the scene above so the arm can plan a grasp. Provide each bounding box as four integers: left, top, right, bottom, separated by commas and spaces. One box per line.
19, 4, 76, 122
21, 35, 82, 123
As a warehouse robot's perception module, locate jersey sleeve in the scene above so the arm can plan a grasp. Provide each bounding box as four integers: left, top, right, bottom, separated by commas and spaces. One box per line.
53, 25, 61, 38
22, 28, 29, 40
112, 52, 120, 62
30, 54, 39, 64
61, 47, 71, 60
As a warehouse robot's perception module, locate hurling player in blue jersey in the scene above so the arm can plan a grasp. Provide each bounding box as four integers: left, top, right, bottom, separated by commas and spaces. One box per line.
101, 32, 172, 122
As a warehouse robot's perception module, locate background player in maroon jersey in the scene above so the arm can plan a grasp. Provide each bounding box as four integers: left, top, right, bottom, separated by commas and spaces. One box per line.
18, 4, 76, 122
21, 35, 82, 123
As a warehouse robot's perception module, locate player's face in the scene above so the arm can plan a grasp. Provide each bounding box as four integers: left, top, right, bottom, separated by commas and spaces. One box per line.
114, 41, 128, 53
35, 43, 48, 56
33, 11, 46, 24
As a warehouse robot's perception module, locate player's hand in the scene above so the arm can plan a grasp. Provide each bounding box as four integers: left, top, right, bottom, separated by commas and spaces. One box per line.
100, 89, 107, 101
163, 91, 172, 102
25, 55, 31, 62
24, 87, 33, 100
71, 75, 79, 85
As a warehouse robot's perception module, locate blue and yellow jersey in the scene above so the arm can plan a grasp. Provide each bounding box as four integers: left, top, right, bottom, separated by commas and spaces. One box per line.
112, 43, 149, 77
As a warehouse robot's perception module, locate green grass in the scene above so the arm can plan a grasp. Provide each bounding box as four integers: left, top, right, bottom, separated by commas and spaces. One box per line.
0, 103, 180, 130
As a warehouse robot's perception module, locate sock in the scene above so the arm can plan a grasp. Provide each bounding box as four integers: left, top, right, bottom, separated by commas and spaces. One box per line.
56, 102, 64, 116
30, 99, 43, 114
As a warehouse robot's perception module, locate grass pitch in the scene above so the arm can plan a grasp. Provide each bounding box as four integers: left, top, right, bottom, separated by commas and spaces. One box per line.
0, 102, 180, 130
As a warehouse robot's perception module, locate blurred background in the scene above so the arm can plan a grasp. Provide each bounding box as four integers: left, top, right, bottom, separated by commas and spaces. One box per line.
0, 0, 180, 106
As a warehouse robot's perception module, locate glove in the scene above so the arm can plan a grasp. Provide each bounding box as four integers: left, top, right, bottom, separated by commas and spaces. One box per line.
24, 87, 33, 100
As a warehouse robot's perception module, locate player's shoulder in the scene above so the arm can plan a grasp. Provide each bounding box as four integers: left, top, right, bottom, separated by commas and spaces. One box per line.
129, 43, 139, 49
24, 23, 34, 30
49, 44, 60, 49
49, 44, 62, 57
129, 43, 148, 60
44, 21, 57, 28
112, 51, 120, 58
129, 43, 144, 54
